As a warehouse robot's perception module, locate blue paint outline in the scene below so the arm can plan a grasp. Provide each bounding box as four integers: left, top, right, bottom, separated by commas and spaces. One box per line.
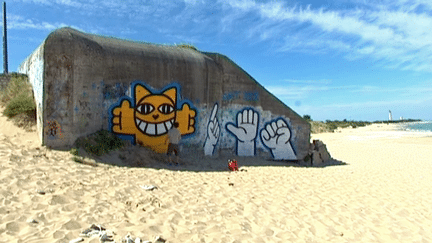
225, 107, 260, 156
130, 81, 181, 109
259, 117, 297, 159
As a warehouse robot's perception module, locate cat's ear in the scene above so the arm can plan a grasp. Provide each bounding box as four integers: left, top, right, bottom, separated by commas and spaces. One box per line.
163, 87, 177, 103
135, 84, 151, 105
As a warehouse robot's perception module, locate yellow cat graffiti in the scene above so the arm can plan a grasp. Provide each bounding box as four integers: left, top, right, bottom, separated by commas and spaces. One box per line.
111, 83, 196, 153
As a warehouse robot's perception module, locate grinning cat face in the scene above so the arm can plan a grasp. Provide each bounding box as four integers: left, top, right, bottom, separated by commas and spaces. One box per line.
134, 85, 177, 136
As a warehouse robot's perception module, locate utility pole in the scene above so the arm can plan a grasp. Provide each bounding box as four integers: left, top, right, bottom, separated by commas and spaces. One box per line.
3, 1, 7, 74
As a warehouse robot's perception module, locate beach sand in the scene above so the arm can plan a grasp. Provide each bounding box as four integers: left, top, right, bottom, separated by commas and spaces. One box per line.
1, 108, 431, 242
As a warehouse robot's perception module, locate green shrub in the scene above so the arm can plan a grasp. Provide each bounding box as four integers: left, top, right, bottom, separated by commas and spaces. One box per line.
0, 74, 36, 130
70, 148, 79, 156
327, 123, 338, 131
75, 130, 126, 156
0, 74, 32, 104
72, 156, 83, 163
3, 92, 36, 118
303, 115, 312, 122
310, 120, 373, 134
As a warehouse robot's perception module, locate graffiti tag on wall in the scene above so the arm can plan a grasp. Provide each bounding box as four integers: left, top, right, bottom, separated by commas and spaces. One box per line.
223, 91, 260, 102
44, 120, 65, 139
109, 82, 196, 153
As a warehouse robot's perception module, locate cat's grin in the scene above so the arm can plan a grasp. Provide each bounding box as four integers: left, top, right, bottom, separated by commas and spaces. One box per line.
135, 117, 174, 136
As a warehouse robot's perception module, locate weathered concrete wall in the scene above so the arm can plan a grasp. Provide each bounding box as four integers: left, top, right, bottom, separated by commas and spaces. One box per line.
19, 27, 310, 161
18, 42, 45, 143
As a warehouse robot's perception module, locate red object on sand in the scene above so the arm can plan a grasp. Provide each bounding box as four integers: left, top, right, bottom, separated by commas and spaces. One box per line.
228, 160, 238, 171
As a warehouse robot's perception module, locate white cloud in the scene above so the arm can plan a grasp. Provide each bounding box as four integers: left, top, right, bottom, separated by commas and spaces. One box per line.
294, 96, 431, 121
265, 84, 332, 99
9, 19, 57, 30
182, 0, 205, 5
223, 0, 432, 73
13, 0, 81, 6
282, 79, 332, 85
308, 98, 425, 110
266, 79, 432, 101
8, 0, 432, 73
55, 0, 82, 7
6, 13, 83, 31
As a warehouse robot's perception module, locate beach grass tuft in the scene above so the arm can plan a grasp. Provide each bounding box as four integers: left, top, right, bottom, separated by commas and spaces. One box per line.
75, 130, 126, 156
309, 119, 372, 133
176, 43, 198, 51
69, 148, 79, 156
3, 92, 36, 118
0, 73, 37, 130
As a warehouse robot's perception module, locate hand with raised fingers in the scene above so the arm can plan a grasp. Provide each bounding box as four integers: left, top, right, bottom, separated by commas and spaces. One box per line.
226, 108, 259, 156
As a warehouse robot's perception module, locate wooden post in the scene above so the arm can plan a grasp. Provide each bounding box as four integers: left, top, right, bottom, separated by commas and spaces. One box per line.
3, 1, 8, 74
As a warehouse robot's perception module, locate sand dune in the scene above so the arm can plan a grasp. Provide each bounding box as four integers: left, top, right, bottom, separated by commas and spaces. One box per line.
0, 108, 431, 242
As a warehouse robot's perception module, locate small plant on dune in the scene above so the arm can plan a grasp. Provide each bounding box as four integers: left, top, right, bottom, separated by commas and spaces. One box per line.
72, 156, 83, 163
176, 43, 198, 51
75, 130, 126, 156
70, 148, 79, 156
303, 114, 312, 122
0, 74, 37, 130
0, 73, 32, 104
3, 92, 36, 118
309, 119, 372, 134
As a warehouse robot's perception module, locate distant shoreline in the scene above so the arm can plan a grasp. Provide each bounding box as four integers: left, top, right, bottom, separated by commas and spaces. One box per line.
398, 120, 432, 133
310, 119, 427, 134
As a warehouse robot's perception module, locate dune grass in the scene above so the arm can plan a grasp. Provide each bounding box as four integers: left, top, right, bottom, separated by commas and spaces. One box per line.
0, 73, 37, 130
176, 43, 198, 51
306, 115, 420, 134
74, 130, 126, 156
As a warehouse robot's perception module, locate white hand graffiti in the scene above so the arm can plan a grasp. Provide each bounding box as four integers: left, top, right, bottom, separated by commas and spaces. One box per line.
204, 103, 220, 156
226, 109, 259, 156
260, 118, 296, 160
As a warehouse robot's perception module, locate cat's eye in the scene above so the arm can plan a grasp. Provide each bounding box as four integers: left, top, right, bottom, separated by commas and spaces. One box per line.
158, 104, 174, 114
136, 103, 154, 114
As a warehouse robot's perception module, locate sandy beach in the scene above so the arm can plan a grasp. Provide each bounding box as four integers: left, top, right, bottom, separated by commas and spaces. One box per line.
1, 108, 431, 242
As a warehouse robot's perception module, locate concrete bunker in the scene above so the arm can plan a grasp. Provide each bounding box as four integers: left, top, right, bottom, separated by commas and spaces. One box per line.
19, 27, 310, 161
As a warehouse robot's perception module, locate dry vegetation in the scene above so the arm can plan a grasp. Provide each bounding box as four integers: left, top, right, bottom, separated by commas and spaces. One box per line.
305, 115, 420, 134
0, 73, 37, 131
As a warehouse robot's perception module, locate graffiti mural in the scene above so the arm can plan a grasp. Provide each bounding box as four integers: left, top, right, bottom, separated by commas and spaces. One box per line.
221, 106, 296, 160
260, 118, 296, 160
203, 103, 220, 156
109, 82, 196, 153
44, 120, 64, 139
226, 108, 259, 156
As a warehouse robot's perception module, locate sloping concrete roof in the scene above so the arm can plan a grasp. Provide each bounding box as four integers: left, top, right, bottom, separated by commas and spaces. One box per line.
20, 27, 310, 159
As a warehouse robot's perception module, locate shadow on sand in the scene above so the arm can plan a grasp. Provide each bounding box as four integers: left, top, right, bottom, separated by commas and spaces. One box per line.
67, 143, 349, 172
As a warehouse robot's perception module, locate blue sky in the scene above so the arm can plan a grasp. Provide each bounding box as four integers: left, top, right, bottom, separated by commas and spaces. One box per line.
3, 0, 432, 121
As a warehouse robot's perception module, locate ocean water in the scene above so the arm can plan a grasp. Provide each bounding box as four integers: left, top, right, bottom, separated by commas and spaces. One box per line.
401, 121, 432, 133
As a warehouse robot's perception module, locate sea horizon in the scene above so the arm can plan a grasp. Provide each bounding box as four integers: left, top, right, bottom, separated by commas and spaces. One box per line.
400, 120, 432, 133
